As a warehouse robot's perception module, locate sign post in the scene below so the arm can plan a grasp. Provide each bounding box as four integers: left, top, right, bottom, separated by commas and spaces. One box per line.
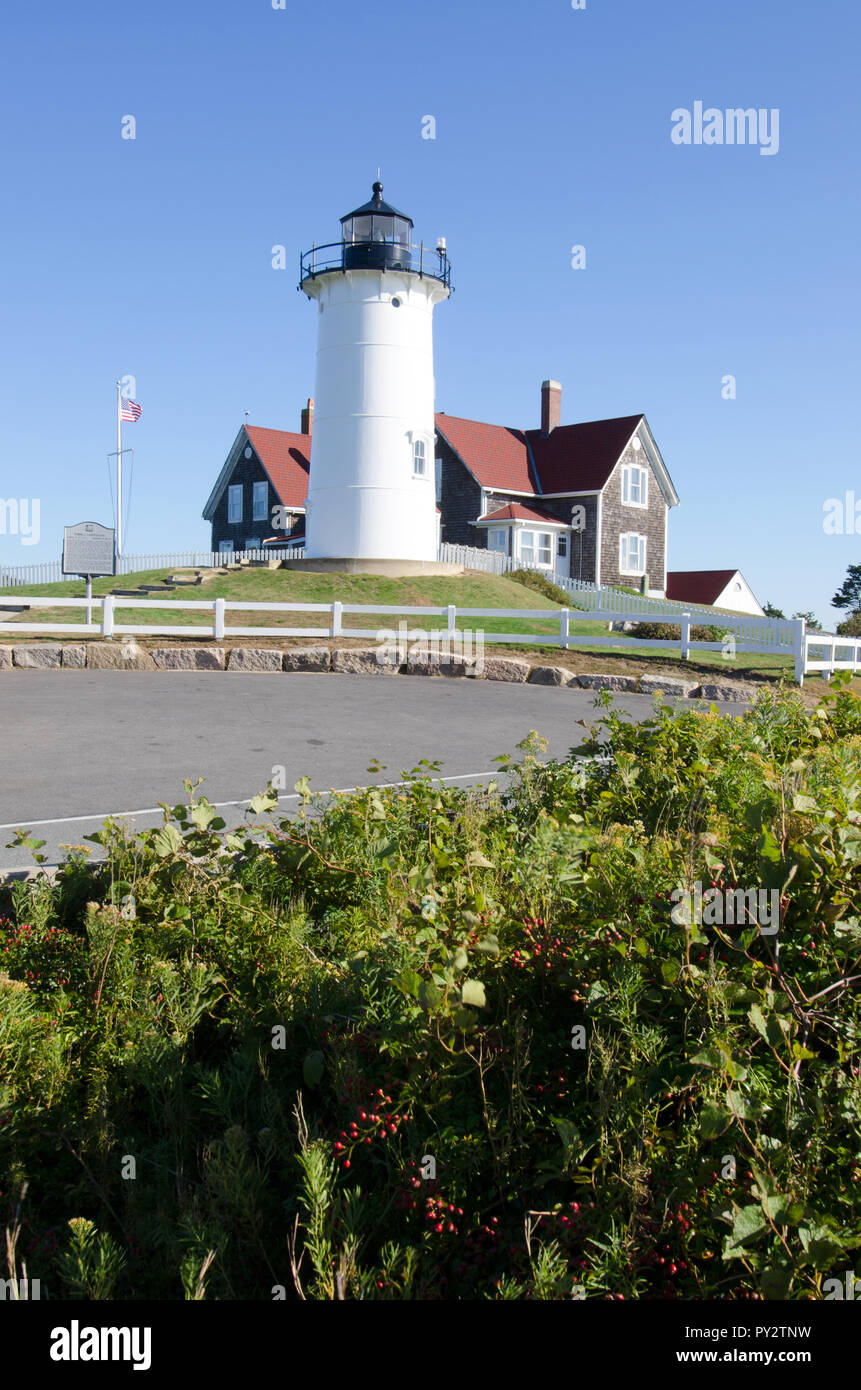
62, 522, 116, 631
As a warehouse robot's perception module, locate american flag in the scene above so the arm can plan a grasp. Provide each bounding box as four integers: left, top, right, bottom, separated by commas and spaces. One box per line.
120, 398, 143, 422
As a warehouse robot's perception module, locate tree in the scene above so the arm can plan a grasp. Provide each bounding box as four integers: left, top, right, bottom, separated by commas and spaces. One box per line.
832, 563, 861, 613
762, 602, 786, 619
836, 612, 861, 637
792, 611, 821, 631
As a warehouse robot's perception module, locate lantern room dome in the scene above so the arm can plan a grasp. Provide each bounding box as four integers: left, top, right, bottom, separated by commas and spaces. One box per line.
299, 180, 451, 290
340, 182, 413, 270
340, 181, 413, 227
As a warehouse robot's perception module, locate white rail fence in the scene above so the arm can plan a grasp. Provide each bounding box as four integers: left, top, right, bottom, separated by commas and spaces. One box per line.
0, 540, 789, 630
803, 634, 861, 680
0, 595, 811, 682
0, 542, 778, 631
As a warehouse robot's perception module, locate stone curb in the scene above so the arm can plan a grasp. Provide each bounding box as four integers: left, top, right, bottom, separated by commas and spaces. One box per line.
0, 644, 760, 701
153, 647, 227, 671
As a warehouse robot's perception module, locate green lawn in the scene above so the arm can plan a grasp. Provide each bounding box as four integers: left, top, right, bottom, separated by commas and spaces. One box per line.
0, 563, 809, 684
0, 567, 580, 639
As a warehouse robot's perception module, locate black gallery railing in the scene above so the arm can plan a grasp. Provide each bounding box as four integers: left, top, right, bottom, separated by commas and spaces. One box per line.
299, 240, 452, 289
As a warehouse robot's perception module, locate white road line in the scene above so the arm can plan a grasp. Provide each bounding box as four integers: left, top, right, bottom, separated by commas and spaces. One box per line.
0, 771, 501, 832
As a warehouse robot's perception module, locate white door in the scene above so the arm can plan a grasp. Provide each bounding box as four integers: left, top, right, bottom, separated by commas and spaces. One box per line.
555, 530, 570, 583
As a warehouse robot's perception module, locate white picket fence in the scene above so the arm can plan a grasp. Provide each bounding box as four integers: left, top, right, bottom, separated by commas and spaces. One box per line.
0, 593, 810, 682
1, 539, 848, 682
0, 547, 308, 588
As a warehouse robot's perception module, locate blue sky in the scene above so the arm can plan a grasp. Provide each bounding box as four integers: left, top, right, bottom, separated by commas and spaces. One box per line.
1, 0, 858, 624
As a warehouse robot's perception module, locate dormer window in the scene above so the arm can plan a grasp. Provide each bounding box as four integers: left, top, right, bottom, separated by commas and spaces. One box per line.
622, 464, 648, 508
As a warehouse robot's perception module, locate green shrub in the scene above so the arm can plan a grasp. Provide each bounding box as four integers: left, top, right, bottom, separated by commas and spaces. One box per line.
2, 686, 860, 1301
628, 622, 727, 643
506, 569, 569, 605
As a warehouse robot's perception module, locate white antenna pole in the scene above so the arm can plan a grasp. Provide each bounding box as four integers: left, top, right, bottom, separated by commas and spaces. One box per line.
116, 381, 123, 558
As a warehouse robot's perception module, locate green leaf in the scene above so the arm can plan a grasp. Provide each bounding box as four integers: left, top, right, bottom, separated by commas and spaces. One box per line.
660, 959, 680, 985
723, 1204, 767, 1259
700, 1102, 729, 1139
475, 934, 500, 957
461, 980, 486, 1009
691, 1045, 730, 1070
248, 792, 278, 816
725, 1090, 754, 1121
373, 837, 399, 861
466, 851, 494, 869
757, 828, 783, 865
452, 1007, 478, 1032
417, 980, 442, 1011
396, 969, 421, 999
152, 824, 184, 857
748, 1004, 769, 1040
302, 1051, 324, 1088
760, 1267, 792, 1300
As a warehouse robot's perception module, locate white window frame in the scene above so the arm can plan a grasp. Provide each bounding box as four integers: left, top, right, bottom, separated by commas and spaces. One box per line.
252, 480, 268, 522
619, 532, 647, 576
218, 540, 234, 554
557, 531, 568, 558
487, 528, 508, 553
520, 529, 553, 569
622, 464, 648, 508
245, 537, 262, 552
413, 438, 427, 476
227, 484, 243, 524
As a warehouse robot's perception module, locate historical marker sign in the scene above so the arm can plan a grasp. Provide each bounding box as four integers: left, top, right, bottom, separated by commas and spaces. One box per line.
62, 522, 116, 577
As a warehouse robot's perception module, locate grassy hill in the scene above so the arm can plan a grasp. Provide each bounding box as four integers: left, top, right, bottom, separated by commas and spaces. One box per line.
0, 564, 809, 685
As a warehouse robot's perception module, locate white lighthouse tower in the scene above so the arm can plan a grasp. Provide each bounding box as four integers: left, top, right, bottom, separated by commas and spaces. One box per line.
299, 182, 451, 563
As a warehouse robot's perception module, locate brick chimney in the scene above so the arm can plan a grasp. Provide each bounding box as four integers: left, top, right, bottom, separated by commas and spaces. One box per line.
300, 397, 314, 435
541, 380, 561, 434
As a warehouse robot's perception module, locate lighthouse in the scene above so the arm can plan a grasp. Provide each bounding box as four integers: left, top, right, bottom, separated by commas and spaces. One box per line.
299, 182, 451, 563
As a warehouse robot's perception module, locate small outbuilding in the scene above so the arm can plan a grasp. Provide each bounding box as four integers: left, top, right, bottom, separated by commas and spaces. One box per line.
665, 569, 764, 616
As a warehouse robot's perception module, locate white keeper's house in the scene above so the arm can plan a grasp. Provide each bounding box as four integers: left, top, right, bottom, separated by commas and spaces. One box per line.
203, 179, 766, 603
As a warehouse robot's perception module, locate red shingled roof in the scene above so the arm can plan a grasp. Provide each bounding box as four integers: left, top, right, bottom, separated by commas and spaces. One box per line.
435, 412, 644, 494
243, 411, 647, 509
245, 426, 310, 508
526, 416, 644, 493
477, 502, 566, 525
434, 415, 534, 492
666, 570, 738, 605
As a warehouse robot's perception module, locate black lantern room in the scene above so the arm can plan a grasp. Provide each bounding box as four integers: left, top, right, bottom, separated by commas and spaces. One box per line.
340, 181, 413, 271
299, 180, 451, 289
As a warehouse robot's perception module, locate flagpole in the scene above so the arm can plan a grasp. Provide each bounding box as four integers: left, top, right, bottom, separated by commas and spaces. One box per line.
116, 381, 123, 560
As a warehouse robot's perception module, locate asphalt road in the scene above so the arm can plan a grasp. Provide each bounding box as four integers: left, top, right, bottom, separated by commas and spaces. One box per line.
0, 672, 746, 871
